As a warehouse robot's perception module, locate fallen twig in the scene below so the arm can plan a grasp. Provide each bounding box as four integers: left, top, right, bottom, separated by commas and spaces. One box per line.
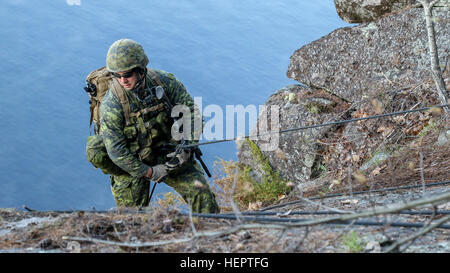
383, 214, 450, 253
297, 197, 353, 214
62, 223, 287, 248
62, 191, 450, 249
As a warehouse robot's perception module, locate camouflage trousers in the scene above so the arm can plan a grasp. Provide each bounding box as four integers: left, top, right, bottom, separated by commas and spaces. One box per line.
110, 161, 220, 213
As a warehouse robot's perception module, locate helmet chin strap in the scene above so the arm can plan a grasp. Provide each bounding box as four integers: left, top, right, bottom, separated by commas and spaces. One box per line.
131, 68, 149, 100
131, 68, 147, 92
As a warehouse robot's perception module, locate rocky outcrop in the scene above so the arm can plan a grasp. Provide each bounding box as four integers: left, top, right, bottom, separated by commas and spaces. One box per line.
238, 5, 449, 192
334, 0, 417, 23
238, 85, 350, 186
287, 7, 449, 103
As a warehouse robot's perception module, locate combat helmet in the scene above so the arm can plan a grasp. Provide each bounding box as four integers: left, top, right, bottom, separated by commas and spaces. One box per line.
106, 39, 149, 73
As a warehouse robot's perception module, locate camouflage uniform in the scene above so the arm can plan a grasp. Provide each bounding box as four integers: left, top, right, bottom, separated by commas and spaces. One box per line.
100, 64, 219, 213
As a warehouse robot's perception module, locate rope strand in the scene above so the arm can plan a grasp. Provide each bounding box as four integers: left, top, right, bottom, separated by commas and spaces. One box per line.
182, 103, 450, 148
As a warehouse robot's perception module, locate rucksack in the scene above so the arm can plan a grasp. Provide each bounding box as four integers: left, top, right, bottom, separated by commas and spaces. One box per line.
84, 66, 113, 135
84, 66, 166, 176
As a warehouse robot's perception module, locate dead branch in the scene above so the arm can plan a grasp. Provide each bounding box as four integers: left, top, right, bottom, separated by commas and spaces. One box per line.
306, 190, 450, 227
347, 164, 353, 196
395, 207, 436, 252
62, 223, 288, 248
62, 191, 450, 249
187, 201, 198, 236
230, 164, 243, 223
419, 150, 426, 194
298, 197, 354, 214
383, 214, 450, 253
418, 0, 449, 115
62, 235, 193, 248
264, 229, 287, 253
292, 226, 310, 252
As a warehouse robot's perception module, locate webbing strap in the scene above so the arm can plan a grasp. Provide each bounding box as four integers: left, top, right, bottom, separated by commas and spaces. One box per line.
89, 101, 95, 127
130, 103, 165, 118
147, 69, 163, 87
110, 79, 132, 126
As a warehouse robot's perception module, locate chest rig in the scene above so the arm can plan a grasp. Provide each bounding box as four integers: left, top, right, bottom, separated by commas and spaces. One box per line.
110, 70, 175, 165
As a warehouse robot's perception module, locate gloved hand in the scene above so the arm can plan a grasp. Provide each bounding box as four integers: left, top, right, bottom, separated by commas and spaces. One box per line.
166, 149, 192, 171
149, 164, 168, 182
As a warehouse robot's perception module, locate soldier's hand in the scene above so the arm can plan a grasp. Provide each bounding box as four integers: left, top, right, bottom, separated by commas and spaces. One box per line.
166, 149, 191, 170
149, 164, 168, 183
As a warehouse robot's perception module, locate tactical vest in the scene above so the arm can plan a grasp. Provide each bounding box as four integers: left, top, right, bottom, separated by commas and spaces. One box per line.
110, 73, 176, 166
86, 68, 176, 175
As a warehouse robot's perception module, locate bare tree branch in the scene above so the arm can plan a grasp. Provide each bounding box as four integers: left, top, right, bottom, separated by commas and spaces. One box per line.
62, 191, 450, 249
347, 164, 353, 197
230, 161, 243, 223
62, 223, 288, 248
383, 214, 450, 253
311, 190, 450, 227
418, 0, 449, 115
292, 226, 310, 252
264, 228, 287, 253
187, 201, 198, 236
298, 196, 354, 214
419, 150, 426, 194
396, 207, 436, 252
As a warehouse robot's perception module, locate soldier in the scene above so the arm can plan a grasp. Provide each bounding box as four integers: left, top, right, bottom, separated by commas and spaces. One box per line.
99, 38, 219, 213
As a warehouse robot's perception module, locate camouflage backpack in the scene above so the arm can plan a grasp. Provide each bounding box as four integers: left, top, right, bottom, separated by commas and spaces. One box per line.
84, 66, 166, 176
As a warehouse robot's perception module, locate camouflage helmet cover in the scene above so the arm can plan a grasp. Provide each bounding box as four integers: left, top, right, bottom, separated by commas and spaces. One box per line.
106, 39, 149, 73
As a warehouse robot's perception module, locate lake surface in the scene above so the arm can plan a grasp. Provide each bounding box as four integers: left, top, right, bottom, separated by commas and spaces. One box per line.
0, 0, 349, 210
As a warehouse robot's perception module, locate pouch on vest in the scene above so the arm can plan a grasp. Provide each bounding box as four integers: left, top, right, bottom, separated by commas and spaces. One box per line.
86, 135, 127, 176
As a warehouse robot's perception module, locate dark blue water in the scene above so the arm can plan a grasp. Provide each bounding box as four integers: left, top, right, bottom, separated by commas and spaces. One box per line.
0, 0, 349, 210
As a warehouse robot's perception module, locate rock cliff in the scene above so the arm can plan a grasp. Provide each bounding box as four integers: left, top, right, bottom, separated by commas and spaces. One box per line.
334, 0, 417, 23
238, 2, 449, 196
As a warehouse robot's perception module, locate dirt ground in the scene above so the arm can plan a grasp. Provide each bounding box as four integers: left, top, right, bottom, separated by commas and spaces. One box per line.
0, 182, 448, 253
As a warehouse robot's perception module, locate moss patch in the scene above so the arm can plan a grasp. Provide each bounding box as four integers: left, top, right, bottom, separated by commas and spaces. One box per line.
237, 139, 290, 206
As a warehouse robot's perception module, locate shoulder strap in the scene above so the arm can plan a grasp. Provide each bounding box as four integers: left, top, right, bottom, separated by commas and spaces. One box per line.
110, 79, 132, 126
146, 69, 174, 111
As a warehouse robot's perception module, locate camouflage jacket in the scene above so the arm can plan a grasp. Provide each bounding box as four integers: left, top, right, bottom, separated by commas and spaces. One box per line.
100, 69, 199, 177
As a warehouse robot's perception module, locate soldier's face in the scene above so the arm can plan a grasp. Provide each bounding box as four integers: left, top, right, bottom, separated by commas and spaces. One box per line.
113, 70, 137, 90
